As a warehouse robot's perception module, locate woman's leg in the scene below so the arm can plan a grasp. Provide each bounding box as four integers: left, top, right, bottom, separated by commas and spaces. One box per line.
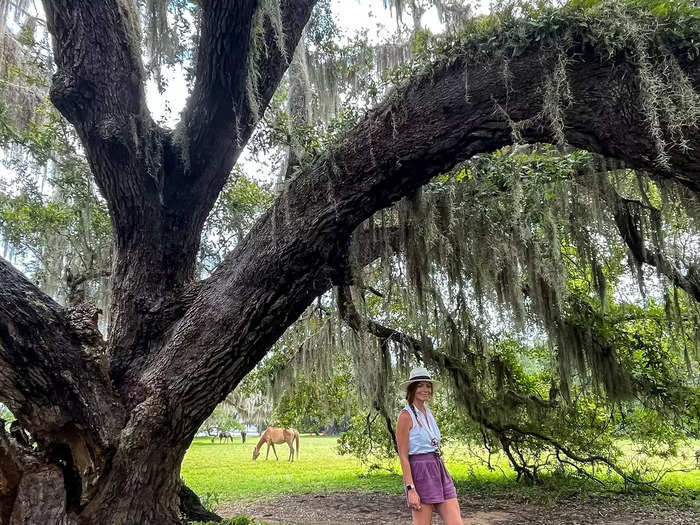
411, 503, 433, 525
435, 498, 462, 525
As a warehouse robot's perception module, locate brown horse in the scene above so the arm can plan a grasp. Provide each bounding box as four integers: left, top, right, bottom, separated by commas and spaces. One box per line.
252, 427, 299, 462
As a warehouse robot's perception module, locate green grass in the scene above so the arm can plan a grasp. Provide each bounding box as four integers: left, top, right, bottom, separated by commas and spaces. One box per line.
181, 435, 700, 504
182, 435, 401, 502
442, 440, 700, 494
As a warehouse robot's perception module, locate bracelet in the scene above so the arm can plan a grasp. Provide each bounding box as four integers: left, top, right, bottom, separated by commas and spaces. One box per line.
405, 483, 415, 491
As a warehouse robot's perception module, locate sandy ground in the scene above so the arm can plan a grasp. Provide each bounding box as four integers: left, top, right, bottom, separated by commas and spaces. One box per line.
218, 491, 700, 524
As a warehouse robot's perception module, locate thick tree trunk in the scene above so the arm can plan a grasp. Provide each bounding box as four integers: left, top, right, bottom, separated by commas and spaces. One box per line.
0, 381, 189, 524
0, 258, 194, 524
3, 436, 210, 525
77, 448, 184, 525
10, 453, 182, 525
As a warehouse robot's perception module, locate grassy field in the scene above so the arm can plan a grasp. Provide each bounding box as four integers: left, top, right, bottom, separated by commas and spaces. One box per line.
181, 435, 700, 505
182, 435, 399, 503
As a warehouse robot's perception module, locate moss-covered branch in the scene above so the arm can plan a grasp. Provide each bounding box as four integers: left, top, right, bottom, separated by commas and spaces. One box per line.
607, 187, 700, 302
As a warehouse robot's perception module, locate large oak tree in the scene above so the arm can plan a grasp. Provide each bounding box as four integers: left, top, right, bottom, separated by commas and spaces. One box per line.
0, 1, 699, 523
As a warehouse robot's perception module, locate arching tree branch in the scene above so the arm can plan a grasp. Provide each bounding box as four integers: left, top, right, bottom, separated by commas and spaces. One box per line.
138, 36, 700, 440
3, 7, 699, 520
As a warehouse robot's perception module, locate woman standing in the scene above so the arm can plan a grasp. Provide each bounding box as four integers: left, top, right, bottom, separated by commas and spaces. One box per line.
396, 367, 463, 525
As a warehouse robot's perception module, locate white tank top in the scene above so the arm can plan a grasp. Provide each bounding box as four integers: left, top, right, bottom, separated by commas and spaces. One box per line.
404, 404, 441, 455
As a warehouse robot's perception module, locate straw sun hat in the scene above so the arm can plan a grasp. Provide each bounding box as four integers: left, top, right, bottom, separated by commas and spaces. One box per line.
400, 366, 440, 390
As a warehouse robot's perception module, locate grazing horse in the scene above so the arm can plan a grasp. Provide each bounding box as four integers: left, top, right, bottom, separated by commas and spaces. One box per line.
218, 431, 234, 443
252, 427, 299, 462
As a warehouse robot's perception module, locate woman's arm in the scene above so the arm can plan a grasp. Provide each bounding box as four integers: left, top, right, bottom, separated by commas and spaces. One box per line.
397, 409, 421, 510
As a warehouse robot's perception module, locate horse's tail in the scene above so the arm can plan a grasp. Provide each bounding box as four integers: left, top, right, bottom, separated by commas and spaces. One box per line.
295, 429, 300, 459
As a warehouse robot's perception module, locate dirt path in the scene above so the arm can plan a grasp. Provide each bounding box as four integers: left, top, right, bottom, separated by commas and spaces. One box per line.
218, 492, 699, 524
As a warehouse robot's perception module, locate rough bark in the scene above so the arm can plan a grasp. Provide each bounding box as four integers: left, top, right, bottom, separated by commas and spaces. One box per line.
0, 258, 123, 447
43, 0, 318, 390
0, 418, 76, 524
0, 3, 698, 523
0, 424, 24, 525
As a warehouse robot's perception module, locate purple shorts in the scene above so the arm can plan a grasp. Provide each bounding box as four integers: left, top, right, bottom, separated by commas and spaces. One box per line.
406, 452, 457, 505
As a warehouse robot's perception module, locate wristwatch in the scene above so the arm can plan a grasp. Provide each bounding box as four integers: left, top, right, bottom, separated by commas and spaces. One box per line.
406, 484, 415, 491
